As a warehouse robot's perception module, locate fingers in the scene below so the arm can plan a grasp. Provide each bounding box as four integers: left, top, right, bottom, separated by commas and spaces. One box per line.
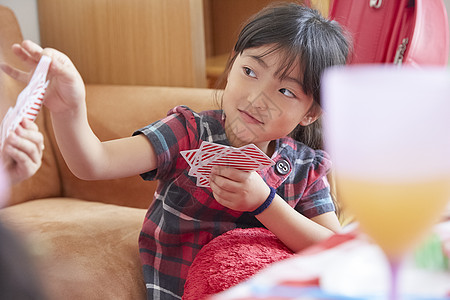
209, 166, 253, 210
11, 40, 65, 78
44, 49, 70, 78
209, 179, 239, 210
9, 40, 80, 89
209, 176, 235, 197
20, 118, 39, 131
18, 118, 45, 153
210, 166, 247, 190
26, 42, 79, 83
210, 167, 271, 212
2, 143, 40, 185
1, 40, 45, 83
1, 119, 44, 184
0, 63, 30, 83
12, 40, 44, 66
5, 119, 44, 165
211, 165, 249, 182
3, 135, 40, 167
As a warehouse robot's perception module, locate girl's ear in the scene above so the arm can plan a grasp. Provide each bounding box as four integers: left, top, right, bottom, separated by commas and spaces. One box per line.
299, 103, 322, 126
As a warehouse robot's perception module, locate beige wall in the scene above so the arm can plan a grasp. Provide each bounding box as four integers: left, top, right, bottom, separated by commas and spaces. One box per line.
4, 0, 450, 67
36, 0, 206, 87
0, 0, 40, 43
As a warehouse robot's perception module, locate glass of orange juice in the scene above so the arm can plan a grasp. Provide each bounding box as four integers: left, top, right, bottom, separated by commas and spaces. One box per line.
322, 65, 450, 299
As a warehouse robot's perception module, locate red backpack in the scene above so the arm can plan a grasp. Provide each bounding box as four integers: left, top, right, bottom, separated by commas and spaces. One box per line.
329, 0, 449, 66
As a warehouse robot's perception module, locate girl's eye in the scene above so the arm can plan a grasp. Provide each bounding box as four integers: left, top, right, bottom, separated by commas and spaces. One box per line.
279, 88, 295, 98
243, 67, 256, 78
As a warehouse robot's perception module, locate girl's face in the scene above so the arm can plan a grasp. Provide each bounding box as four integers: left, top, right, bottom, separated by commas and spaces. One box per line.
222, 45, 321, 153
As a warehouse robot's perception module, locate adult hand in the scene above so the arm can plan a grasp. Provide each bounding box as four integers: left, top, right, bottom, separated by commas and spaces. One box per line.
1, 119, 44, 185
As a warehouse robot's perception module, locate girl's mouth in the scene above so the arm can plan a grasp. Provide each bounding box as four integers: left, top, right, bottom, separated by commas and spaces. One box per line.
238, 109, 264, 125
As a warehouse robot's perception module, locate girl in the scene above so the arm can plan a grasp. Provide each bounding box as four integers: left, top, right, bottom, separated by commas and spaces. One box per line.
4, 3, 350, 299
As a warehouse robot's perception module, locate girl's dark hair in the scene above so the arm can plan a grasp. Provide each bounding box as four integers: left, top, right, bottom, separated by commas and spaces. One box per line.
216, 2, 351, 149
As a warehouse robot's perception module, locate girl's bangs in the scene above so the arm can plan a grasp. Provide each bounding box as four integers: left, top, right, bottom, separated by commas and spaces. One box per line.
251, 44, 306, 91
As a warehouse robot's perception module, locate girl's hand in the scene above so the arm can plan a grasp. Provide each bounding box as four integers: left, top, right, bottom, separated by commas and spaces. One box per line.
1, 119, 44, 185
210, 166, 271, 212
0, 40, 86, 114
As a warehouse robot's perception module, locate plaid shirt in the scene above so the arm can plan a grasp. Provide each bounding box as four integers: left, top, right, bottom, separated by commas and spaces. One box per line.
134, 106, 335, 299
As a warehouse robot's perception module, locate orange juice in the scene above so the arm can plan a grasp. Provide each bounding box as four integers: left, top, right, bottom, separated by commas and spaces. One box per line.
337, 177, 450, 259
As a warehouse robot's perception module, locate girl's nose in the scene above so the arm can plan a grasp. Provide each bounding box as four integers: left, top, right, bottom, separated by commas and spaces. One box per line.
247, 87, 269, 110
250, 91, 272, 111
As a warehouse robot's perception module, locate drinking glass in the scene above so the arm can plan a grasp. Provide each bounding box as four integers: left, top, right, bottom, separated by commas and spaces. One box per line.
322, 65, 450, 299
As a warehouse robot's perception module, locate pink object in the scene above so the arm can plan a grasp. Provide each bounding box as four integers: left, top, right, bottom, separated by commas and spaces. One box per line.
182, 228, 294, 300
0, 55, 51, 149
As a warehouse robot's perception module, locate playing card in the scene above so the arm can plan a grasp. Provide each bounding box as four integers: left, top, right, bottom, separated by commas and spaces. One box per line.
196, 142, 228, 164
0, 55, 51, 149
240, 144, 274, 168
180, 149, 198, 168
195, 148, 256, 178
196, 175, 211, 187
189, 141, 228, 176
181, 141, 275, 187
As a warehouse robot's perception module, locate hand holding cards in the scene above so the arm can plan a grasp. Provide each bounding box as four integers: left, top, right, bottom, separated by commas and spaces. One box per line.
0, 55, 51, 149
181, 141, 275, 187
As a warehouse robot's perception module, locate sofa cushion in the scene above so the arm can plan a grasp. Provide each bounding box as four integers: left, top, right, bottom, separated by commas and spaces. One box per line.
0, 198, 147, 300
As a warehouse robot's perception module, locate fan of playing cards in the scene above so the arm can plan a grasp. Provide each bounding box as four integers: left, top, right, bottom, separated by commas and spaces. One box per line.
0, 55, 51, 149
181, 141, 275, 187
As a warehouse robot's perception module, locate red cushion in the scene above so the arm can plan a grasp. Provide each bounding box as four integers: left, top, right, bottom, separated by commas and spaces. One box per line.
183, 228, 294, 300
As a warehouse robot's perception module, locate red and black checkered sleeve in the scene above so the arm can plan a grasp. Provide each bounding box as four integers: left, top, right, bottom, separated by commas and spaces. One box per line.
133, 106, 201, 181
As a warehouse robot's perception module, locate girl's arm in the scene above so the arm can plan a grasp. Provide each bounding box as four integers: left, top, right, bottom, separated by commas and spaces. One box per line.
255, 196, 341, 252
210, 166, 340, 252
4, 40, 158, 180
51, 110, 156, 180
